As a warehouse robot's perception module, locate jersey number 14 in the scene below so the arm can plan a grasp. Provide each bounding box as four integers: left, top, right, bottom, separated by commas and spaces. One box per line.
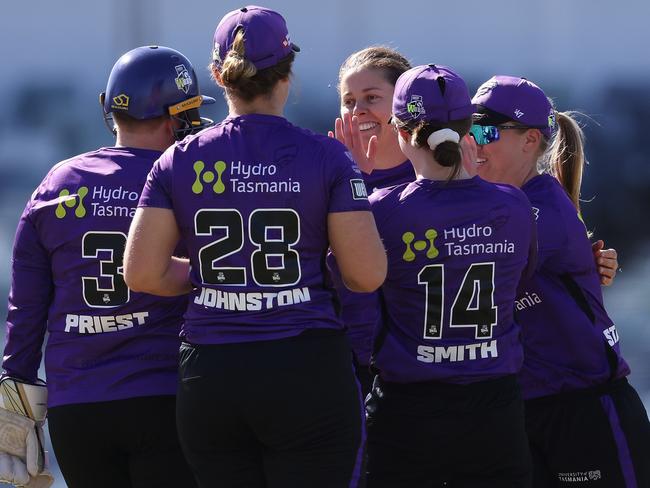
418, 262, 498, 340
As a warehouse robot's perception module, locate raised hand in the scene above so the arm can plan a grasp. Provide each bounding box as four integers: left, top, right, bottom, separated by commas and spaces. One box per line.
328, 112, 377, 174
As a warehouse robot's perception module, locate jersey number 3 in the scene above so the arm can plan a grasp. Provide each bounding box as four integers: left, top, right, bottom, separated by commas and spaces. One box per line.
81, 231, 129, 308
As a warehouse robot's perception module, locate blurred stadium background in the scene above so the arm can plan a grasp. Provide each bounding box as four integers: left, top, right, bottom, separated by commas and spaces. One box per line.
1, 0, 649, 485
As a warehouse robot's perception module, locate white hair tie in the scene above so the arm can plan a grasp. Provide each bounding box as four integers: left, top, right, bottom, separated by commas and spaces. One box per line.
424, 128, 460, 150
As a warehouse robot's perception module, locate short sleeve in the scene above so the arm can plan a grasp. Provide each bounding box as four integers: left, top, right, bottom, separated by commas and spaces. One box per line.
138, 149, 174, 209
325, 142, 371, 213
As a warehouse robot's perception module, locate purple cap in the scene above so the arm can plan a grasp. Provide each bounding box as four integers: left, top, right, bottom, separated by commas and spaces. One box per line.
392, 64, 474, 124
472, 75, 555, 137
212, 6, 300, 71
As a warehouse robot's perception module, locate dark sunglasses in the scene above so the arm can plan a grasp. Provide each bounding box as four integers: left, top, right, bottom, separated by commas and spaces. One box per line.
469, 124, 535, 145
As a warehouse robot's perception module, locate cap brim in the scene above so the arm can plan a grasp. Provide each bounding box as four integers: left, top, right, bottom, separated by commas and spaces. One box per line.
201, 95, 217, 105
291, 43, 300, 53
473, 105, 512, 126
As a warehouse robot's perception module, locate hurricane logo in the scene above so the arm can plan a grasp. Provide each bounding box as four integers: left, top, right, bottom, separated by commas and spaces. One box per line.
406, 95, 426, 119
548, 109, 556, 129
212, 43, 221, 64
175, 64, 193, 94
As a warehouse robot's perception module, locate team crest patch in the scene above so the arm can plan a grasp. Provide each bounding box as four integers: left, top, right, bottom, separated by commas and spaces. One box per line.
406, 95, 426, 119
175, 64, 193, 94
212, 43, 221, 64
350, 179, 368, 200
548, 109, 556, 129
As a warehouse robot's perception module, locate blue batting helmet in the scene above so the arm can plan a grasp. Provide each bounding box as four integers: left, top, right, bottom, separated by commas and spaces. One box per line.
100, 45, 215, 140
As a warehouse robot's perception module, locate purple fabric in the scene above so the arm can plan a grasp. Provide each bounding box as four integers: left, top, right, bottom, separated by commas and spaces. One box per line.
328, 160, 416, 366
212, 5, 299, 70
392, 64, 474, 124
600, 394, 638, 488
369, 176, 536, 384
140, 113, 370, 344
517, 175, 630, 399
472, 75, 555, 137
3, 147, 188, 407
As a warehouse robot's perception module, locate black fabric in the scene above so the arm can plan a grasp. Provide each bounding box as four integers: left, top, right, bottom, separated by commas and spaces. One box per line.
176, 329, 365, 488
525, 377, 650, 487
559, 273, 620, 379
473, 105, 514, 126
355, 362, 375, 401
558, 273, 596, 324
369, 289, 390, 376
48, 395, 195, 488
366, 375, 532, 488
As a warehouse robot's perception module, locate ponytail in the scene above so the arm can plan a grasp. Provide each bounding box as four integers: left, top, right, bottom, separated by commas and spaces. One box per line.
546, 111, 586, 211
212, 28, 295, 102
219, 29, 258, 86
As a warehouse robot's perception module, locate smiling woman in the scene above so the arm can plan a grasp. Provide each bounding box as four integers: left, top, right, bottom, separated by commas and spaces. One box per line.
334, 47, 411, 172
326, 47, 415, 395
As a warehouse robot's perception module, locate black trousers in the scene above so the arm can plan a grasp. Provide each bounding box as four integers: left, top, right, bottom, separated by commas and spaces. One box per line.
525, 377, 650, 487
48, 395, 195, 488
366, 374, 532, 488
176, 329, 366, 488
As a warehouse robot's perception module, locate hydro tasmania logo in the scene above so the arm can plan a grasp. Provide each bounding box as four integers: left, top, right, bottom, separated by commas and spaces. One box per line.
192, 160, 227, 194
56, 187, 89, 218
55, 185, 140, 218
402, 229, 439, 261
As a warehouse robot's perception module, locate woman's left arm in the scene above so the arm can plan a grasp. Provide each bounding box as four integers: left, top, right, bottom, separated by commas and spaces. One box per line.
124, 207, 191, 296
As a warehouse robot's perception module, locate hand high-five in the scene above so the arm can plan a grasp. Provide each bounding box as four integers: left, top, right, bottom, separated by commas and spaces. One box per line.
328, 112, 378, 174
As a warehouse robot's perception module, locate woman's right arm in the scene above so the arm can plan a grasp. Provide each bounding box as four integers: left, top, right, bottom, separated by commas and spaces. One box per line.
328, 210, 386, 293
123, 207, 191, 297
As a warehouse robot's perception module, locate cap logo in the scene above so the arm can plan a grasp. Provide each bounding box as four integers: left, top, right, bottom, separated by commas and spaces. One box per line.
111, 94, 129, 110
406, 95, 426, 119
212, 43, 221, 64
175, 64, 193, 94
514, 109, 524, 118
548, 110, 556, 128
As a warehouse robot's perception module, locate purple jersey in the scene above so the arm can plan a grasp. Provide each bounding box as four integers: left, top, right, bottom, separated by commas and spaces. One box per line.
517, 174, 630, 399
139, 114, 370, 344
328, 160, 416, 365
3, 147, 188, 407
369, 176, 536, 384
